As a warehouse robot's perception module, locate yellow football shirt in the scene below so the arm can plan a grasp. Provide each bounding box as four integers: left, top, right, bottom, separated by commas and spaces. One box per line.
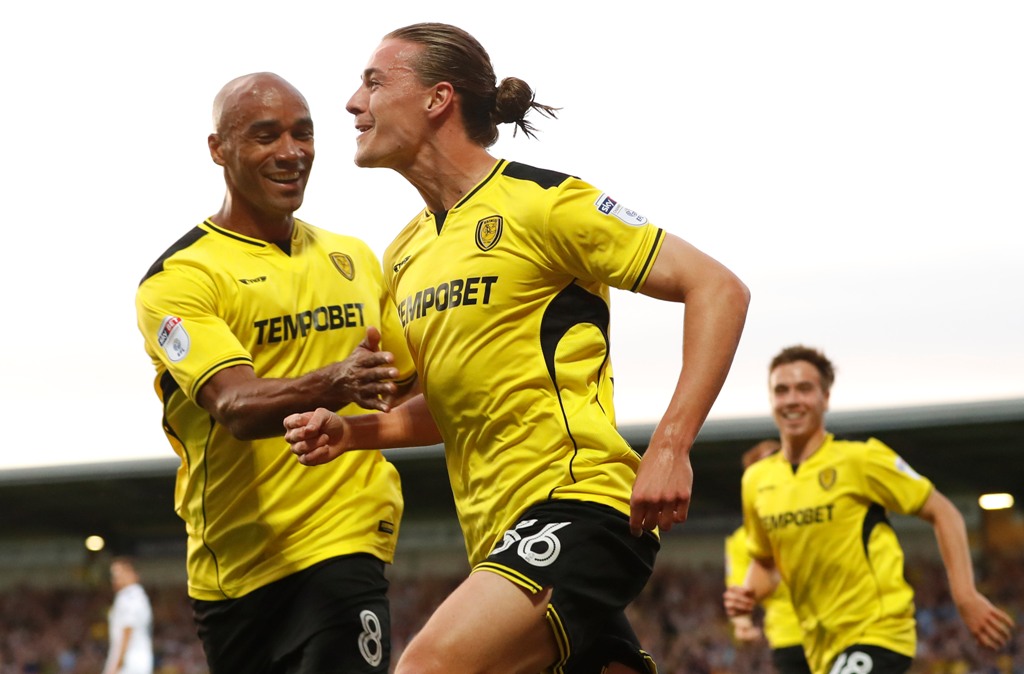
742, 434, 934, 674
383, 159, 665, 566
725, 525, 804, 649
136, 218, 416, 600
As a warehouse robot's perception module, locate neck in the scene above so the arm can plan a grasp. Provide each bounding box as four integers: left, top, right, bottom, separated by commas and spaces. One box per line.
396, 135, 497, 213
782, 427, 828, 465
210, 194, 294, 245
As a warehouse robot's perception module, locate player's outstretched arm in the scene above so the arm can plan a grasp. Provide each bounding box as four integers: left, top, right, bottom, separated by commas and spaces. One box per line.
629, 233, 750, 535
917, 489, 1016, 650
200, 327, 403, 440
284, 394, 442, 466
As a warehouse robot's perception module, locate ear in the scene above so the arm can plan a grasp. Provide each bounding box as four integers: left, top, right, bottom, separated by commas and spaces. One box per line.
208, 133, 226, 167
425, 81, 456, 119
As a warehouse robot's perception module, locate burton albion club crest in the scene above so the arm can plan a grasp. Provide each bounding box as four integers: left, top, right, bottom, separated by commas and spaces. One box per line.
330, 252, 355, 280
818, 467, 837, 491
475, 216, 503, 251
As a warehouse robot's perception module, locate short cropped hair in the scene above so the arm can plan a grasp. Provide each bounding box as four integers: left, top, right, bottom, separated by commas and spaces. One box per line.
769, 345, 836, 393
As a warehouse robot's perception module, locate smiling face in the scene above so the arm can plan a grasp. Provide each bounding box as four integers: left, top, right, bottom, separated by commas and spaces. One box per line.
210, 74, 314, 220
346, 38, 434, 171
769, 360, 830, 452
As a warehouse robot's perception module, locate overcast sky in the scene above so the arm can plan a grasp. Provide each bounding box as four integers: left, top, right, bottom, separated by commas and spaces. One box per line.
2, 1, 1021, 471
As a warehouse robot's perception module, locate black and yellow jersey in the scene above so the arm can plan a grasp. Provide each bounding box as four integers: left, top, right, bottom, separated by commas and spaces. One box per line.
382, 159, 665, 565
742, 434, 934, 673
725, 524, 804, 649
136, 218, 415, 600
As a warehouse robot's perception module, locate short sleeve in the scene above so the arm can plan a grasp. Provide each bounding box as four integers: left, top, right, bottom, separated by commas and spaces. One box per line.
136, 264, 251, 401
122, 589, 150, 627
725, 527, 753, 586
859, 438, 934, 515
538, 178, 665, 293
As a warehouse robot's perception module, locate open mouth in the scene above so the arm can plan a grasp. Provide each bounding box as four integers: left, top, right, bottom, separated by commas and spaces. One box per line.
354, 122, 373, 139
267, 171, 302, 184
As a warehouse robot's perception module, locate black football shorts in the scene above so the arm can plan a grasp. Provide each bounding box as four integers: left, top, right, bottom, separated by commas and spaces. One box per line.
475, 499, 660, 674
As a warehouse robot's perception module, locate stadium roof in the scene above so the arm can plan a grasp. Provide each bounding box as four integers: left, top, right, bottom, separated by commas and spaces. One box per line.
1, 398, 1020, 550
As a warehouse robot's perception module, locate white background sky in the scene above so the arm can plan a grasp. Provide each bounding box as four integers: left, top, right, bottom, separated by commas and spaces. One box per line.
1, 1, 1021, 471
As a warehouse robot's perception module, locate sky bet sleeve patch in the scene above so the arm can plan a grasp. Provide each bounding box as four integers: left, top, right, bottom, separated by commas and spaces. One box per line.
895, 456, 923, 480
157, 316, 190, 362
594, 193, 649, 226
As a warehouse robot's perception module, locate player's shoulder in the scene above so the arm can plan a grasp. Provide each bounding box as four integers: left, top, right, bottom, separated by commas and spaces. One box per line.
297, 219, 376, 257
742, 451, 785, 483
138, 222, 218, 287
493, 160, 628, 229
501, 160, 576, 190
863, 436, 896, 451
825, 436, 906, 481
828, 435, 896, 456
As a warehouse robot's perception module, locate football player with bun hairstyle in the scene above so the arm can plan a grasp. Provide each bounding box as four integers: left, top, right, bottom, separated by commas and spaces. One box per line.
285, 22, 750, 674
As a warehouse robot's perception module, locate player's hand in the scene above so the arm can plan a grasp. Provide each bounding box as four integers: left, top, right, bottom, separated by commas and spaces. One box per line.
957, 591, 1015, 650
628, 441, 693, 536
283, 407, 349, 466
334, 327, 400, 412
723, 585, 757, 618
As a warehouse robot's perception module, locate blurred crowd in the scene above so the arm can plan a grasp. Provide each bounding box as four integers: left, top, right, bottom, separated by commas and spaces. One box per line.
1, 555, 1020, 674
626, 554, 1024, 674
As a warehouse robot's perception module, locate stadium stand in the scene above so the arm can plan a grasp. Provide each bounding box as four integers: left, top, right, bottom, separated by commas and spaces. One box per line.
1, 399, 1021, 672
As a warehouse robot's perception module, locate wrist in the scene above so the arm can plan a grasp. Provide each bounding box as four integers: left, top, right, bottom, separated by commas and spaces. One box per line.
951, 586, 979, 608
338, 414, 356, 451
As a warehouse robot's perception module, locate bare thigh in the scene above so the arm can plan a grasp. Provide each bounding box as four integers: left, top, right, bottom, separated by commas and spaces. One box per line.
395, 569, 559, 674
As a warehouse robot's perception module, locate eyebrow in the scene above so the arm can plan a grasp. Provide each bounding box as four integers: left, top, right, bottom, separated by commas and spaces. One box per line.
246, 117, 313, 132
773, 380, 815, 389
